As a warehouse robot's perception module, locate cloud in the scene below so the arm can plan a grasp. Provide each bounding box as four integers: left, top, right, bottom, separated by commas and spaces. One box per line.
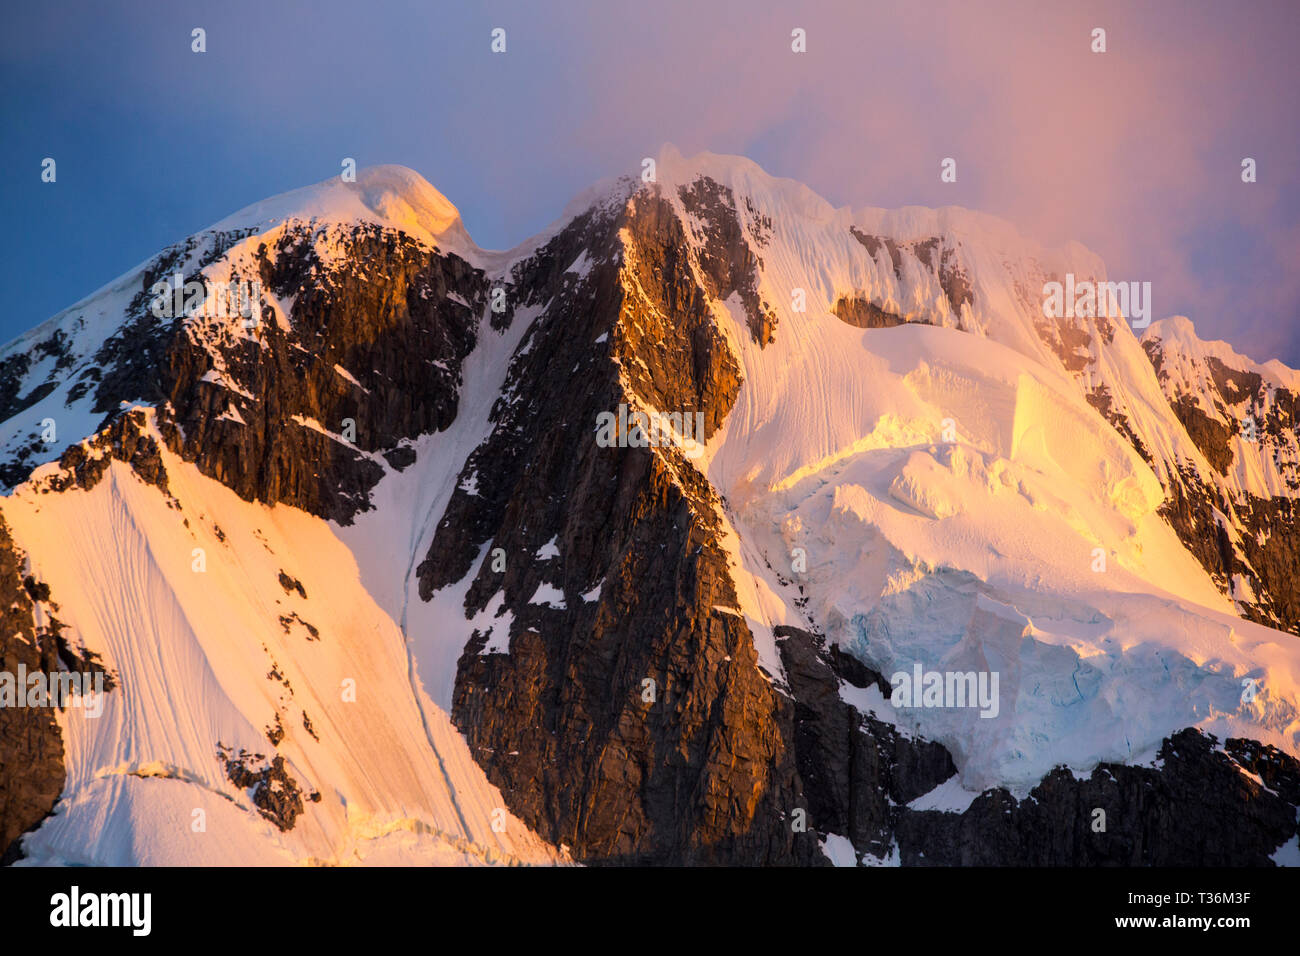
553, 0, 1300, 364
4, 0, 1296, 364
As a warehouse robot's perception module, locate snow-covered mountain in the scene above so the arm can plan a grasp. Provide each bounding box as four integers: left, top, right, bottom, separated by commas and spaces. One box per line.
1, 148, 1297, 866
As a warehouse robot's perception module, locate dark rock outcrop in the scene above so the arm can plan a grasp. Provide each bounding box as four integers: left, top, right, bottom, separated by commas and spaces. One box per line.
849, 227, 974, 318
895, 729, 1298, 866
677, 179, 777, 346
1130, 332, 1300, 635
153, 224, 489, 523
831, 295, 906, 329
0, 516, 111, 864
43, 409, 171, 496
216, 746, 306, 832
5, 222, 493, 523
422, 184, 812, 864
1155, 470, 1300, 636
778, 626, 1298, 866
776, 625, 956, 859
1170, 395, 1235, 475
0, 519, 64, 865
1086, 385, 1153, 466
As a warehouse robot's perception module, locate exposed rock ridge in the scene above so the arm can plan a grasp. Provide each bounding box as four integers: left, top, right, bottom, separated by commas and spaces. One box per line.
419, 184, 816, 863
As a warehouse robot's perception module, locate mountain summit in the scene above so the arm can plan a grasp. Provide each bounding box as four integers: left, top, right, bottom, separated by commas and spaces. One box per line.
212, 163, 475, 254
2, 151, 1298, 866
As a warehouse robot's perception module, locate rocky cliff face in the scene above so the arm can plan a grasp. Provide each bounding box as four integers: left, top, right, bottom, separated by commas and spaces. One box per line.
419, 188, 814, 863
894, 728, 1300, 866
156, 223, 489, 523
0, 519, 65, 864
0, 514, 111, 863
1137, 325, 1300, 635
779, 625, 1299, 866
1, 220, 490, 523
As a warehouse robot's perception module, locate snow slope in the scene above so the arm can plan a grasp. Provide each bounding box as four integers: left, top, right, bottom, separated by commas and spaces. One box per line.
2, 412, 561, 866
337, 300, 544, 710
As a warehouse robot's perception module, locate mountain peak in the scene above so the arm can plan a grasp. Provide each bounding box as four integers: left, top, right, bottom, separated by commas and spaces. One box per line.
644, 146, 1098, 276
210, 163, 476, 257
650, 144, 836, 221
1145, 314, 1300, 390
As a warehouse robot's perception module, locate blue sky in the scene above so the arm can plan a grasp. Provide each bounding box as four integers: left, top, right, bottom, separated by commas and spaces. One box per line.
3, 0, 1298, 364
